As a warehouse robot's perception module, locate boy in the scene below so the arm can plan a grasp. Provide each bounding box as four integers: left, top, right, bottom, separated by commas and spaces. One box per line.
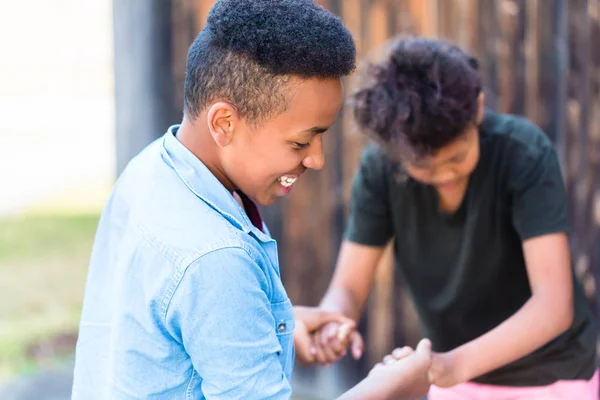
72, 2, 432, 399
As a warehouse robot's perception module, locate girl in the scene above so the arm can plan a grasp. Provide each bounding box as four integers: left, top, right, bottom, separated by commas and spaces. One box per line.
316, 36, 599, 399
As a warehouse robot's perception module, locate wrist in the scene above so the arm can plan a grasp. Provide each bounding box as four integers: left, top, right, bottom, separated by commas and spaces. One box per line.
320, 290, 358, 320
445, 348, 471, 384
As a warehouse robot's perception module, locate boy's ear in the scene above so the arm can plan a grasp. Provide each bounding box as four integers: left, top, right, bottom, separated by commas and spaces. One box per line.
206, 102, 240, 147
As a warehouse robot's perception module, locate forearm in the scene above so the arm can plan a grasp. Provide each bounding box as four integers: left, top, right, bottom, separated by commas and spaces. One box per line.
337, 379, 389, 400
451, 293, 573, 382
319, 286, 364, 322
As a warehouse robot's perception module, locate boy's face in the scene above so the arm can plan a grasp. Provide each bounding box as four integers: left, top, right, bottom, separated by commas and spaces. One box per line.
221, 77, 344, 205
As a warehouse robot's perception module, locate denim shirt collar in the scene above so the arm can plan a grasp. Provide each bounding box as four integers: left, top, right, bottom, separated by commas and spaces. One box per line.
160, 125, 271, 242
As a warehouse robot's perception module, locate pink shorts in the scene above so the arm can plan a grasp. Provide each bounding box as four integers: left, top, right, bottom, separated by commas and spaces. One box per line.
428, 370, 599, 400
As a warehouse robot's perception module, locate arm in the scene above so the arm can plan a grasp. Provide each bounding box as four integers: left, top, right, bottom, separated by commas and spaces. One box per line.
313, 146, 394, 364
320, 241, 385, 320
322, 145, 392, 319
431, 137, 575, 386
338, 339, 433, 400
166, 247, 291, 399
433, 233, 574, 386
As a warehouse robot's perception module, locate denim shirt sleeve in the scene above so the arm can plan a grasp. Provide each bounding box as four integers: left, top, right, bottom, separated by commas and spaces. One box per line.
165, 246, 292, 400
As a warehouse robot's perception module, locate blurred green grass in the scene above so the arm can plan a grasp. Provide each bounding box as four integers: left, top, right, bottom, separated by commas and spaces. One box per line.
0, 211, 100, 379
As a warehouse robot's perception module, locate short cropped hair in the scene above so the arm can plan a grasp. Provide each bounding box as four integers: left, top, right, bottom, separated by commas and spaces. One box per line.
184, 0, 356, 124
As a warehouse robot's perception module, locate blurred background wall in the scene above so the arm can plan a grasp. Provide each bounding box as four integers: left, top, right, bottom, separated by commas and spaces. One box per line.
0, 0, 599, 399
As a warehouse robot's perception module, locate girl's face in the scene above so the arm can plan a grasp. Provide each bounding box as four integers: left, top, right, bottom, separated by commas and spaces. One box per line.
402, 127, 480, 193
402, 93, 485, 194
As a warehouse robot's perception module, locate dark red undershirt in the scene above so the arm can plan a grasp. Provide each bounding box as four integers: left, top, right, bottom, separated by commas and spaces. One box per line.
235, 190, 264, 232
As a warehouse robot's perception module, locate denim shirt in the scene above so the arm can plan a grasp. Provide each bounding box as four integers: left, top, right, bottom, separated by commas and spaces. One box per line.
72, 126, 295, 399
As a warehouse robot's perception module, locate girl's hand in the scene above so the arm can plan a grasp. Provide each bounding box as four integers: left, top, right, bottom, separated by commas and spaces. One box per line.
427, 351, 467, 388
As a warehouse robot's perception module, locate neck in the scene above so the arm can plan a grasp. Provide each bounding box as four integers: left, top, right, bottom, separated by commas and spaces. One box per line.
176, 115, 237, 193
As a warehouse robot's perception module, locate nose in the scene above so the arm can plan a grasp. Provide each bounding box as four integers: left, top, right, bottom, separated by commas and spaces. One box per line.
302, 136, 325, 171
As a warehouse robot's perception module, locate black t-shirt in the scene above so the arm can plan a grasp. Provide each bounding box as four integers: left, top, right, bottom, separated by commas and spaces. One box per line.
344, 109, 597, 386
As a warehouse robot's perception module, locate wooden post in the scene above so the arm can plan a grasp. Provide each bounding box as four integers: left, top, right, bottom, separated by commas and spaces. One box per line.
477, 0, 500, 109
362, 0, 396, 369
525, 0, 568, 151
566, 0, 592, 297
113, 0, 179, 175
406, 0, 439, 37
587, 0, 600, 322
496, 0, 526, 115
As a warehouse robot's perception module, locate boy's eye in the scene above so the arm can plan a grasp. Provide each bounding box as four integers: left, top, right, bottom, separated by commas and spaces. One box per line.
293, 142, 310, 149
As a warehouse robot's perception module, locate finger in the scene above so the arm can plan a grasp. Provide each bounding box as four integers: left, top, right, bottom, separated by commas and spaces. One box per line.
415, 338, 432, 357
315, 331, 340, 365
415, 338, 433, 370
383, 355, 396, 365
370, 362, 384, 374
325, 323, 339, 340
303, 309, 355, 332
391, 346, 413, 360
350, 331, 364, 360
335, 322, 354, 343
313, 335, 329, 365
325, 327, 348, 356
322, 339, 343, 364
294, 329, 315, 365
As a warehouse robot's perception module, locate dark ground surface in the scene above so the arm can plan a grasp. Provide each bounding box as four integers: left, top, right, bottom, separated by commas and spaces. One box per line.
0, 362, 74, 400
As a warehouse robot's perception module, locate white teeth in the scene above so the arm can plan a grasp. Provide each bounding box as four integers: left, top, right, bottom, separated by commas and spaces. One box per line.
278, 175, 297, 188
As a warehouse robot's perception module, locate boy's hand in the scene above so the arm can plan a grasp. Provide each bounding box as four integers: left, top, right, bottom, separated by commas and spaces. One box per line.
313, 321, 364, 365
293, 306, 355, 366
388, 344, 466, 389
355, 338, 433, 400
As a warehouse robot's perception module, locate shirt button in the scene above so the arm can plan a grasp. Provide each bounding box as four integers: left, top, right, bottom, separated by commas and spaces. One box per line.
277, 322, 286, 333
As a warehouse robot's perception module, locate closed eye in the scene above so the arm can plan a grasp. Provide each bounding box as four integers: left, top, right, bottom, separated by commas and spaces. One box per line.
293, 142, 310, 150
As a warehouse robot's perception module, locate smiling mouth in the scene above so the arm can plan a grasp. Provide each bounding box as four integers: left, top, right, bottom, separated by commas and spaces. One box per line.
277, 175, 297, 188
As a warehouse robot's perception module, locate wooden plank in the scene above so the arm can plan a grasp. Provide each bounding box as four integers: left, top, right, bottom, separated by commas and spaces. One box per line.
113, 0, 179, 174
171, 0, 197, 112
438, 0, 476, 48
358, 0, 396, 368
477, 0, 500, 109
586, 0, 600, 318
525, 0, 568, 151
341, 0, 366, 213
192, 0, 214, 32
496, 0, 526, 115
407, 0, 439, 37
566, 0, 591, 288
437, 0, 460, 42
525, 0, 540, 124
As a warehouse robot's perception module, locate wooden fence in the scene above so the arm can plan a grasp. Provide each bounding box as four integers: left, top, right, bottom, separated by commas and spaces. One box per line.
145, 0, 600, 396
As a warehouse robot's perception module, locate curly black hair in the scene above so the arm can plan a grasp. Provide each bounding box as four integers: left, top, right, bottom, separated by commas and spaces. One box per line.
184, 0, 356, 124
352, 36, 481, 158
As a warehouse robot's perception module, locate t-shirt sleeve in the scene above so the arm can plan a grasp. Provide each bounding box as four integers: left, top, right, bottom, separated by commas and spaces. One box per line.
508, 128, 571, 241
344, 144, 393, 246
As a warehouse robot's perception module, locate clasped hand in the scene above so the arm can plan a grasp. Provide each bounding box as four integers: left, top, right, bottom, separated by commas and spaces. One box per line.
294, 309, 465, 390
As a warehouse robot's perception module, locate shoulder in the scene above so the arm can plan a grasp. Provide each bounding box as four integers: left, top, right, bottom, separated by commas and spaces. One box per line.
479, 110, 560, 186
480, 109, 555, 160
355, 141, 401, 183
115, 153, 255, 265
